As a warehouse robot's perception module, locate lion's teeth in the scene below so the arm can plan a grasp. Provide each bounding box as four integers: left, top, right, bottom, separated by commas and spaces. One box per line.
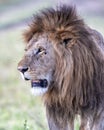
32, 79, 40, 82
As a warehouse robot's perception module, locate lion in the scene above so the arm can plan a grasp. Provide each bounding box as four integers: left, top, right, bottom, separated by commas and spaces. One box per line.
18, 5, 104, 130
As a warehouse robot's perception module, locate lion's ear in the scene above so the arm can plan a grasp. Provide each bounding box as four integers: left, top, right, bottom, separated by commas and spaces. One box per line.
63, 38, 72, 45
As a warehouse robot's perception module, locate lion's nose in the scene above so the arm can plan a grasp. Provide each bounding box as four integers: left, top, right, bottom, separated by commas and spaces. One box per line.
18, 66, 28, 73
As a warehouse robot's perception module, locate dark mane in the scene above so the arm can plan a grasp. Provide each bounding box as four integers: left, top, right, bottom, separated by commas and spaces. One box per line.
44, 34, 104, 121
24, 5, 86, 43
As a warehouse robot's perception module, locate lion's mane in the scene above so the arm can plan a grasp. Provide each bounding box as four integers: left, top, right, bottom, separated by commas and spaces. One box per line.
24, 5, 104, 123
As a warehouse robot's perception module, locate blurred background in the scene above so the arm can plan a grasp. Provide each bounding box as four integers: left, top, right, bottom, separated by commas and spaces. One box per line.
0, 0, 104, 130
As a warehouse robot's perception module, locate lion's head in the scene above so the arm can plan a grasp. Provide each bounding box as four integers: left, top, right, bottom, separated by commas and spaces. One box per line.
18, 33, 55, 95
18, 5, 103, 111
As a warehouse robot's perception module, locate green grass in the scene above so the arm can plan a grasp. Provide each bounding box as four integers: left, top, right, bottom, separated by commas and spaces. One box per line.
0, 1, 104, 129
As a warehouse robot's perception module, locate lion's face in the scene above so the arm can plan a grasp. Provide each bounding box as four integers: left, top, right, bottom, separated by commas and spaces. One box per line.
18, 34, 55, 95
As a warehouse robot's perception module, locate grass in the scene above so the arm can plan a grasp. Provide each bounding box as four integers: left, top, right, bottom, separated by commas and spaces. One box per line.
0, 1, 104, 129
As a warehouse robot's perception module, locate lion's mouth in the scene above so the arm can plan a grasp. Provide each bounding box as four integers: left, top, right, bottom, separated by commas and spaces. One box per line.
31, 79, 48, 88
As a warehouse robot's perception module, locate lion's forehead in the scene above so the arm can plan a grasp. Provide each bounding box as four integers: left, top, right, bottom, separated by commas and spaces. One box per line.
25, 34, 52, 51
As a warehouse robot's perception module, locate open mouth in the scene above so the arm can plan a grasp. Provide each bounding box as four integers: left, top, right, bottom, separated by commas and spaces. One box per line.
31, 79, 48, 88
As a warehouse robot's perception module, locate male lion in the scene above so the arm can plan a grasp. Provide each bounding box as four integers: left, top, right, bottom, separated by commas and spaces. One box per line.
18, 5, 104, 130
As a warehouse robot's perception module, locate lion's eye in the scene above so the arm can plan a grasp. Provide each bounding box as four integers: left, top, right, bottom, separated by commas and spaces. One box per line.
36, 48, 41, 55
63, 38, 72, 45
35, 47, 46, 55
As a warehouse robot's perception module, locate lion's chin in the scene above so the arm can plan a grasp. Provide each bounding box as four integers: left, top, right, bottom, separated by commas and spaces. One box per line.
31, 87, 48, 96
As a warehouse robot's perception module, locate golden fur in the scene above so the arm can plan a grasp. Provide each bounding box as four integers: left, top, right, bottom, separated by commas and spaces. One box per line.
18, 5, 104, 130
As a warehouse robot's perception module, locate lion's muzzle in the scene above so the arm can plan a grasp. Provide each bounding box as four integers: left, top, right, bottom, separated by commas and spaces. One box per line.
18, 66, 49, 89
